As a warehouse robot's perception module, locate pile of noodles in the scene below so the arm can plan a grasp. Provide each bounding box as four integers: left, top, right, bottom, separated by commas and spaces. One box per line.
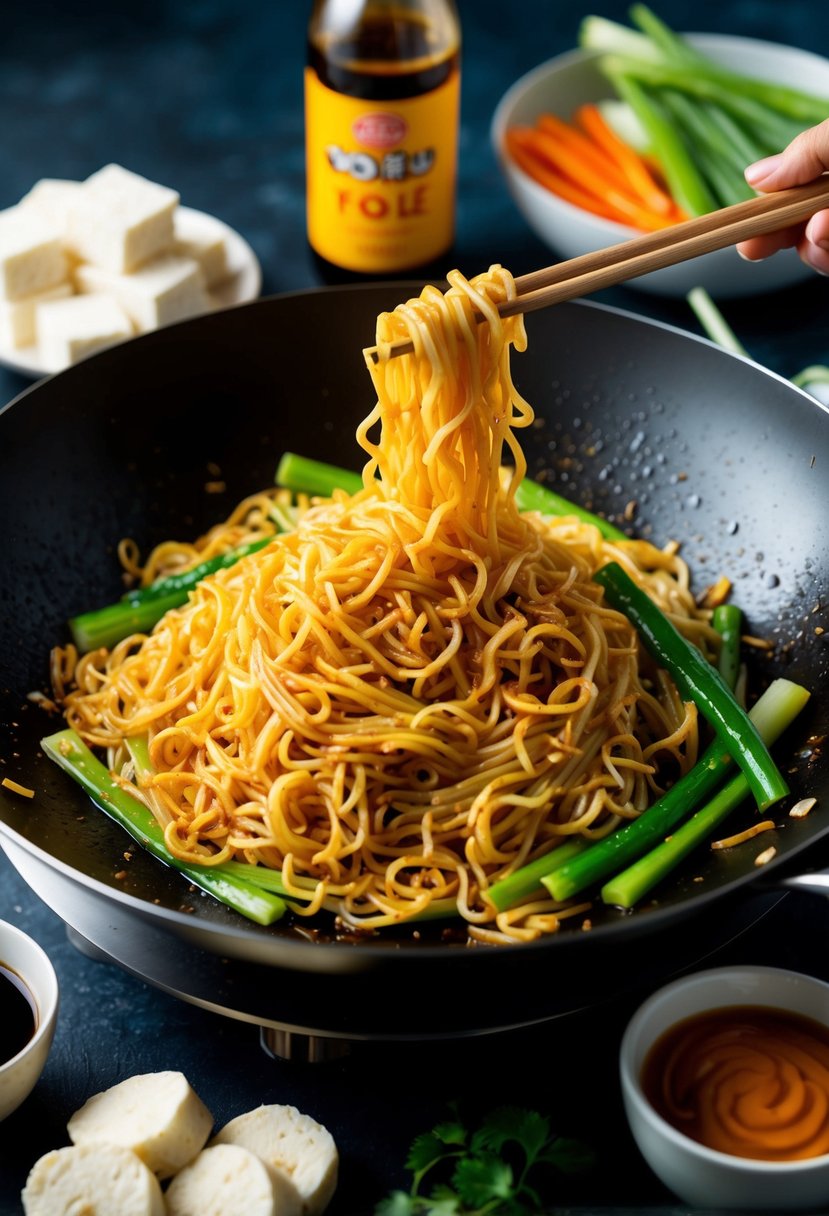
55, 266, 719, 944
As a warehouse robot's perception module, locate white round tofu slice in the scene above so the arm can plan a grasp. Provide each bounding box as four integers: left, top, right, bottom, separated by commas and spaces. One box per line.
21, 1143, 164, 1216
67, 1070, 213, 1179
212, 1104, 338, 1216
165, 1143, 301, 1216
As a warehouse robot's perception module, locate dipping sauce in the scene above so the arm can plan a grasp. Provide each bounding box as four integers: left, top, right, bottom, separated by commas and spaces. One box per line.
0, 961, 37, 1066
642, 1005, 829, 1162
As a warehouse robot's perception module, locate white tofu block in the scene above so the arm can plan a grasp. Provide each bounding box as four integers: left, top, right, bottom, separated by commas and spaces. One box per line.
37, 293, 132, 370
69, 164, 179, 273
75, 254, 210, 332
173, 229, 229, 288
19, 178, 84, 237
0, 281, 73, 348
22, 1144, 165, 1216
0, 206, 67, 301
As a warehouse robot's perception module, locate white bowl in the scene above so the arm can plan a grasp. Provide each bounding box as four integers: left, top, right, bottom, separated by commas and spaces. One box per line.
620, 965, 829, 1211
0, 920, 59, 1121
491, 34, 829, 298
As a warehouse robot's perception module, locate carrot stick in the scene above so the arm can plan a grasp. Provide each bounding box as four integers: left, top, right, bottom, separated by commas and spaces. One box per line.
505, 128, 625, 222
535, 112, 644, 198
575, 103, 684, 218
515, 126, 677, 230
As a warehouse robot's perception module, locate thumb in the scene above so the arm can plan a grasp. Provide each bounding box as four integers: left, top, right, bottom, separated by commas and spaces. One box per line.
745, 117, 829, 190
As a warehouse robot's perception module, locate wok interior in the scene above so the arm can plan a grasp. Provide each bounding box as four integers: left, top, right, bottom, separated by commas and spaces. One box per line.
1, 287, 828, 961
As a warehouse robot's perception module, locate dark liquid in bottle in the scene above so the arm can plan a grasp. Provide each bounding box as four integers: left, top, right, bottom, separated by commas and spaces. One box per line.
309, 12, 458, 101
0, 962, 37, 1065
308, 11, 459, 282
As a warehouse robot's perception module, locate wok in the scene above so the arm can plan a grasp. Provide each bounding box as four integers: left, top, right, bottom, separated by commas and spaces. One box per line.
1, 285, 828, 1043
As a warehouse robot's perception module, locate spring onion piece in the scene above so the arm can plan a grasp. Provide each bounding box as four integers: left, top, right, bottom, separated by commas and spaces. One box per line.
69, 588, 195, 653
594, 561, 787, 811
121, 535, 274, 606
542, 736, 732, 903
41, 730, 286, 926
512, 478, 627, 540
593, 33, 829, 127
275, 451, 363, 498
69, 532, 284, 652
277, 452, 627, 540
496, 598, 748, 908
712, 604, 743, 693
601, 678, 810, 908
605, 71, 716, 217
686, 287, 750, 357
486, 839, 587, 912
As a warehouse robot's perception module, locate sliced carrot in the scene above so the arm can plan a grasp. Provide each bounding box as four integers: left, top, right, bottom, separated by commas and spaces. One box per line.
514, 126, 676, 231
535, 112, 642, 199
575, 103, 685, 219
505, 128, 624, 223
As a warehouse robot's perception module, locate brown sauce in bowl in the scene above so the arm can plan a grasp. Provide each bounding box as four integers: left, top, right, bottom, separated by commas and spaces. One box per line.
0, 961, 37, 1066
643, 1005, 829, 1162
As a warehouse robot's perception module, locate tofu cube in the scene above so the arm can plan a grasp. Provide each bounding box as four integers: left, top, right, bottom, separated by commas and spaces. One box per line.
19, 178, 84, 239
0, 281, 73, 348
74, 254, 210, 332
173, 229, 229, 289
0, 207, 67, 301
68, 164, 179, 273
37, 293, 132, 370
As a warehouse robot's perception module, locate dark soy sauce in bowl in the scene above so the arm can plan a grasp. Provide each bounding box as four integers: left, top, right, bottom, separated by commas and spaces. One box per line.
0, 961, 37, 1065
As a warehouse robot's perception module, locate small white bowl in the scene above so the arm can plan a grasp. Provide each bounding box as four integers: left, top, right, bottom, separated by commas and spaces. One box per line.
620, 965, 829, 1211
0, 920, 59, 1122
491, 34, 829, 298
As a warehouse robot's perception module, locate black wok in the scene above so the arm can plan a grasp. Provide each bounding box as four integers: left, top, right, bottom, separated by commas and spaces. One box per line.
1, 286, 828, 1042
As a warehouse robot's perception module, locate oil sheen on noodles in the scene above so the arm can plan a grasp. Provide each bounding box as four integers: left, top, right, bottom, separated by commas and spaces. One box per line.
56, 266, 715, 944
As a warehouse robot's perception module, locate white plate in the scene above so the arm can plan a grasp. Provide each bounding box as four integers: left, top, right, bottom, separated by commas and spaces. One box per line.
0, 206, 262, 380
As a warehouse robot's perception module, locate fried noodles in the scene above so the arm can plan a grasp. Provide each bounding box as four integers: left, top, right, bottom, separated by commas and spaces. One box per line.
56, 266, 717, 942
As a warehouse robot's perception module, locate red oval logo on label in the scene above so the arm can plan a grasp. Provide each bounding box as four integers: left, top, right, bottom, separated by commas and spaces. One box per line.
353, 112, 407, 150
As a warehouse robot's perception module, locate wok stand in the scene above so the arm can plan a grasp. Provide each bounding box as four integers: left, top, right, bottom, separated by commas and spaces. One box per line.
1, 830, 794, 1062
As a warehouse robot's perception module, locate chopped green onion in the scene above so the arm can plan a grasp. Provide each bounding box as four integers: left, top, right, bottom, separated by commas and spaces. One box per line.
486, 839, 587, 912
41, 730, 286, 926
601, 678, 810, 908
712, 603, 743, 693
686, 287, 750, 357
277, 452, 627, 541
121, 536, 274, 607
594, 561, 788, 811
275, 451, 363, 498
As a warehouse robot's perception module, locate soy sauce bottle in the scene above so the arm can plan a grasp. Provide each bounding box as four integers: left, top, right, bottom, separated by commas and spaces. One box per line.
305, 0, 461, 279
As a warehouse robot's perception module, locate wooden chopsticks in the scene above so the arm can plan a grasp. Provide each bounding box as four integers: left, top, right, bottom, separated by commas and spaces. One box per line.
366, 177, 829, 363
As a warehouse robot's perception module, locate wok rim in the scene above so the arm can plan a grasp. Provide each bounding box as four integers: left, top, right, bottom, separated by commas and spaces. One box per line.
2, 287, 828, 972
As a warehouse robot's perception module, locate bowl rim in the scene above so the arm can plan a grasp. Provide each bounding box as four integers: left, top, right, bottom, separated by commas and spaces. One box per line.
0, 919, 59, 1074
619, 964, 829, 1175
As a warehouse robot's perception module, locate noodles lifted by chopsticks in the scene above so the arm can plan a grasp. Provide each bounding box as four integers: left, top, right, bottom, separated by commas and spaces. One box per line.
57, 265, 716, 943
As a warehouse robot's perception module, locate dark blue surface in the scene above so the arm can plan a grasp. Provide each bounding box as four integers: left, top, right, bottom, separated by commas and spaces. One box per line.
2, 2, 829, 1213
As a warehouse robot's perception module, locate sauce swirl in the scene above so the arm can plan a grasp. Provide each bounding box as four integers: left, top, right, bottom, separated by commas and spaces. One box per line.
642, 1005, 829, 1162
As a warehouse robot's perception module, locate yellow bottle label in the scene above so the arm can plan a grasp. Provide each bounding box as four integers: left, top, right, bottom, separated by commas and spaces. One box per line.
305, 66, 459, 274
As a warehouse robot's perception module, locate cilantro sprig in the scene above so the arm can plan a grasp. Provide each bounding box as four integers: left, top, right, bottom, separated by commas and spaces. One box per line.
375, 1104, 595, 1216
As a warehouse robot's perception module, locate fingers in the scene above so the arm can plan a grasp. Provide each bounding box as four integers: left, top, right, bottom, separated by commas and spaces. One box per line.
736, 118, 829, 267
744, 118, 829, 190
737, 222, 804, 262
798, 224, 829, 275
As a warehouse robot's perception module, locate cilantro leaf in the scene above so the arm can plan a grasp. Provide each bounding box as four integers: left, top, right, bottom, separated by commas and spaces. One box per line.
453, 1154, 514, 1207
472, 1106, 552, 1164
431, 1120, 467, 1147
539, 1135, 598, 1174
375, 1191, 417, 1216
423, 1186, 463, 1215
406, 1132, 451, 1176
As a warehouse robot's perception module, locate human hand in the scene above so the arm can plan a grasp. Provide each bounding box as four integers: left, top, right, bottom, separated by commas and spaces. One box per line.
736, 117, 829, 274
